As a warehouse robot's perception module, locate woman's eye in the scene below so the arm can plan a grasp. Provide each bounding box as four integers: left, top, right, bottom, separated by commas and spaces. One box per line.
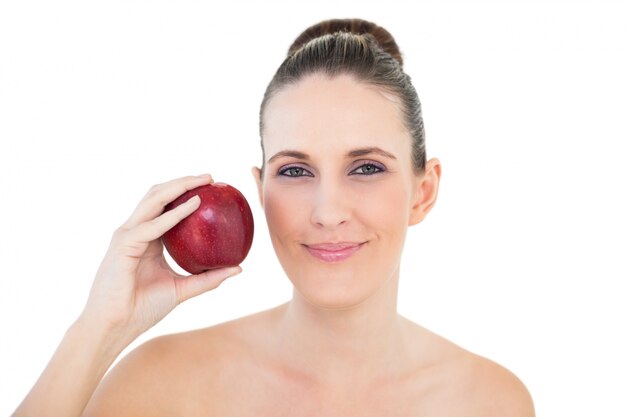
350, 163, 384, 175
278, 166, 312, 177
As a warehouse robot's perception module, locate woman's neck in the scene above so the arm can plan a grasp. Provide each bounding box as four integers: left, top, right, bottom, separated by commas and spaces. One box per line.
273, 269, 411, 387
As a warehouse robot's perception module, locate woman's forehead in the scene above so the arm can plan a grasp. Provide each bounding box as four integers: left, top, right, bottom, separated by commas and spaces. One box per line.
263, 73, 410, 157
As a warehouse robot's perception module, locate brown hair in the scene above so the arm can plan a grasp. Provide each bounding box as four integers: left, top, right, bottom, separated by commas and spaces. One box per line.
259, 18, 426, 175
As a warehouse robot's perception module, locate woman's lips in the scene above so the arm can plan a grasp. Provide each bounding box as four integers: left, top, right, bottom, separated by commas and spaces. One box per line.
303, 242, 365, 263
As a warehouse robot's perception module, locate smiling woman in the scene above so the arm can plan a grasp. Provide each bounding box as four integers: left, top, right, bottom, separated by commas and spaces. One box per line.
13, 18, 535, 417
257, 72, 435, 311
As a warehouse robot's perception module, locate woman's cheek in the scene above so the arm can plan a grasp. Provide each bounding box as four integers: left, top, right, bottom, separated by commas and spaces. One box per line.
354, 179, 410, 225
263, 184, 310, 241
365, 181, 412, 252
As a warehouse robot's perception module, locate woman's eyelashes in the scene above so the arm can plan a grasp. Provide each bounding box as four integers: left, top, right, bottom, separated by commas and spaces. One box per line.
277, 161, 386, 178
278, 165, 314, 177
349, 161, 386, 176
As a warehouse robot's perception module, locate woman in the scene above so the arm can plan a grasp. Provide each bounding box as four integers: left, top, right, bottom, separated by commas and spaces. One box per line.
14, 18, 534, 416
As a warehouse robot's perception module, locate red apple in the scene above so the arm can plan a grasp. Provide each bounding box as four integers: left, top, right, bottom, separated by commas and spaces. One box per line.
161, 182, 254, 274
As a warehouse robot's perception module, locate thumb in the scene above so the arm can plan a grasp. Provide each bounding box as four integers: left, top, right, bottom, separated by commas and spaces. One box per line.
174, 266, 242, 304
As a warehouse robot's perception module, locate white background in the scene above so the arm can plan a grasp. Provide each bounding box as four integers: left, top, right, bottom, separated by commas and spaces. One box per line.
1, 1, 625, 415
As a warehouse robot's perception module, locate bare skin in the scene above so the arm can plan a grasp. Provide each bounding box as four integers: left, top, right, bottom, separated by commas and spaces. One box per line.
83, 303, 533, 417
14, 74, 534, 417
12, 175, 242, 417
84, 74, 533, 416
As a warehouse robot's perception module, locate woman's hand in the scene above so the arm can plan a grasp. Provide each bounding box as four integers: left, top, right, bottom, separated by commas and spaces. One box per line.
13, 174, 242, 417
79, 174, 241, 341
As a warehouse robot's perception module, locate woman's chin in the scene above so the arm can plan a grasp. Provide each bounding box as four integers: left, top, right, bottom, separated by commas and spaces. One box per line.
290, 277, 375, 311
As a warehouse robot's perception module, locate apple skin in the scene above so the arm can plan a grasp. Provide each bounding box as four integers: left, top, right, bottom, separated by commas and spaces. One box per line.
161, 182, 254, 274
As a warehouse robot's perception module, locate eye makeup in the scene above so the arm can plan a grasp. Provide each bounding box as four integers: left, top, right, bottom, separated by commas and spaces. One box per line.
277, 164, 314, 177
348, 160, 386, 176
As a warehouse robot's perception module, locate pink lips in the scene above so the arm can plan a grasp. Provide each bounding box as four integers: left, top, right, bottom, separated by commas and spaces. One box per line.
303, 242, 365, 263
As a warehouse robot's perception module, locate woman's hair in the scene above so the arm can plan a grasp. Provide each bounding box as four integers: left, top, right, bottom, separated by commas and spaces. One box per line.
259, 18, 426, 175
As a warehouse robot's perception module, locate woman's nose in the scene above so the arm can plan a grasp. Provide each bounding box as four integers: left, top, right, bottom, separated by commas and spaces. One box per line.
310, 180, 351, 229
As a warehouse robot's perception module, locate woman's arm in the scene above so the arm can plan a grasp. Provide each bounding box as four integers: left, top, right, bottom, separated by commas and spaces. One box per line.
12, 316, 130, 416
12, 174, 241, 417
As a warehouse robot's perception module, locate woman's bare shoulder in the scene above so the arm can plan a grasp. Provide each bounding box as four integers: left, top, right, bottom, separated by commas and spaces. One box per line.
405, 321, 535, 417
465, 354, 535, 417
82, 307, 279, 416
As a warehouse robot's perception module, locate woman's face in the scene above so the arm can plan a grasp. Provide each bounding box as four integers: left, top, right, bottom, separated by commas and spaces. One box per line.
255, 73, 440, 309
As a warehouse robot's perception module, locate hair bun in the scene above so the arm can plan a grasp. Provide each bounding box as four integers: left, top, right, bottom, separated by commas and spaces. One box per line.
288, 18, 403, 67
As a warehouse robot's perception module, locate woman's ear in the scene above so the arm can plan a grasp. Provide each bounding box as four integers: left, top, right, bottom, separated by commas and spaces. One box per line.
251, 166, 264, 209
409, 158, 442, 226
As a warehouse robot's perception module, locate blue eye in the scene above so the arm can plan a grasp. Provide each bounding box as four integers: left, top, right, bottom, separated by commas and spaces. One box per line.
350, 163, 385, 176
278, 166, 313, 177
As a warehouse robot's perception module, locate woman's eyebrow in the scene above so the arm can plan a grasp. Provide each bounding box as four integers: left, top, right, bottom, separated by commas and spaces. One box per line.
347, 147, 397, 160
267, 147, 396, 164
267, 150, 310, 164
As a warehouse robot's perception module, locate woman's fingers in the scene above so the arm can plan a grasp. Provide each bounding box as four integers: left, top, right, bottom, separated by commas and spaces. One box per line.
123, 174, 213, 229
126, 194, 201, 245
174, 266, 242, 304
